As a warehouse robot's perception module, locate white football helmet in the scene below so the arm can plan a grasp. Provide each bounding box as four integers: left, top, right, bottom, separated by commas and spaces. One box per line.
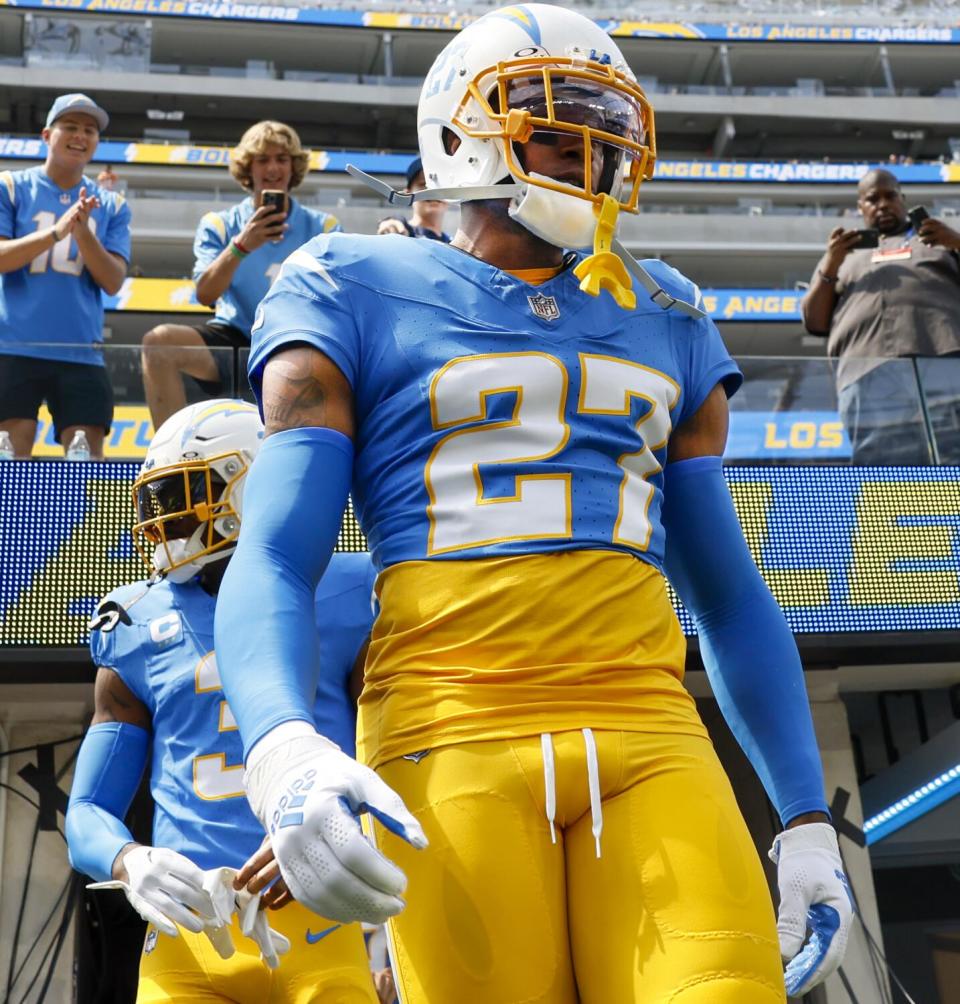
417, 4, 656, 249
132, 400, 263, 583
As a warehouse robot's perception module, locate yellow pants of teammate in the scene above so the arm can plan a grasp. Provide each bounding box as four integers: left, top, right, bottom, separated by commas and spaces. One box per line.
373, 730, 786, 1003
137, 901, 377, 1003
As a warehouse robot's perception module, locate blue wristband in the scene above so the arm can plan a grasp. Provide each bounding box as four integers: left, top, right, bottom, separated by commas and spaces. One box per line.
215, 426, 354, 759
662, 455, 828, 824
66, 721, 149, 882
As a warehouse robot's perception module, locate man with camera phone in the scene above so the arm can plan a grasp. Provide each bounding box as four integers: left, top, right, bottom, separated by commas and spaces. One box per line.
141, 121, 342, 428
803, 167, 960, 463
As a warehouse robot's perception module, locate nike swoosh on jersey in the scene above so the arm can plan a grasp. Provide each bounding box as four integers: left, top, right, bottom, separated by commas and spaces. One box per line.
305, 924, 341, 944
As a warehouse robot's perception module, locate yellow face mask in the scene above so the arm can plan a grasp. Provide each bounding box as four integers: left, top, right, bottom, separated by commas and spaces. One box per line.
451, 57, 657, 309
132, 452, 246, 576
452, 56, 656, 214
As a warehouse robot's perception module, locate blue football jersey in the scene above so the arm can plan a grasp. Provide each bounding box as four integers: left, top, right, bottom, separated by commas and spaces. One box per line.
193, 197, 341, 337
249, 235, 741, 573
89, 552, 376, 871
0, 166, 131, 365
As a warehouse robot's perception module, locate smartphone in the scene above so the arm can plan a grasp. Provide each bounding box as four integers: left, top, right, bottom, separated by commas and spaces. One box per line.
852, 228, 879, 249
260, 190, 288, 215
907, 205, 929, 230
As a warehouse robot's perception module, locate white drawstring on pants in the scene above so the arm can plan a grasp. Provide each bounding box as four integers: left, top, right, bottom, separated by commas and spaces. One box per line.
539, 729, 604, 858
582, 728, 603, 858
541, 733, 557, 845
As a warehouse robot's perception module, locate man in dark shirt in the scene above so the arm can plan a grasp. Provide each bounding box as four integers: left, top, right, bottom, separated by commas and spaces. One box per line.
803, 168, 960, 464
377, 157, 450, 242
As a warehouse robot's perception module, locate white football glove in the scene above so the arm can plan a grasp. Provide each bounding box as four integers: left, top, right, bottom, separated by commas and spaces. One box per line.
202, 866, 291, 969
237, 886, 292, 969
768, 823, 854, 997
88, 846, 223, 944
245, 729, 427, 925
201, 867, 239, 959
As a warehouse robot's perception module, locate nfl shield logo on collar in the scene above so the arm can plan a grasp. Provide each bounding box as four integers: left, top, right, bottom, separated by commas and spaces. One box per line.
527, 293, 560, 321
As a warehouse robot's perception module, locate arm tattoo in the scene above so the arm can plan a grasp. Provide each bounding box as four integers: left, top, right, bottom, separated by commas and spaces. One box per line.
263, 369, 328, 434
261, 346, 354, 438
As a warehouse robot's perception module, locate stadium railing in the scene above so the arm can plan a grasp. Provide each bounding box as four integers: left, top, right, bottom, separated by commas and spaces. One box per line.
8, 346, 959, 467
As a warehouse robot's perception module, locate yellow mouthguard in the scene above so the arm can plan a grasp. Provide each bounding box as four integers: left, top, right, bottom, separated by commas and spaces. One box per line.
573, 194, 636, 311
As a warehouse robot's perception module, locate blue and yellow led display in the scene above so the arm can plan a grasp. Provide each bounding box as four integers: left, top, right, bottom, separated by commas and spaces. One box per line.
1, 463, 958, 648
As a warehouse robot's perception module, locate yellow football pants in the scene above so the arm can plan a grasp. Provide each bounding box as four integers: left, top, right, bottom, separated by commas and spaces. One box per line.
373, 730, 786, 1003
137, 900, 378, 1003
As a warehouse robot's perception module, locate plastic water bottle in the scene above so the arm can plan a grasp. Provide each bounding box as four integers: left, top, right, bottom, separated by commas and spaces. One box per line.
66, 429, 91, 461
0, 430, 13, 460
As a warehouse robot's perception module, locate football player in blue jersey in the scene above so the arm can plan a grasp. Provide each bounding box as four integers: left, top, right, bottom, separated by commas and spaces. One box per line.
0, 93, 131, 458
141, 121, 343, 428
66, 400, 380, 1003
216, 6, 853, 1002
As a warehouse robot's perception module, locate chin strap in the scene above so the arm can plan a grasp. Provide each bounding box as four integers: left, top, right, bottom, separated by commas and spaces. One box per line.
346, 164, 520, 205
573, 195, 636, 310
346, 165, 705, 320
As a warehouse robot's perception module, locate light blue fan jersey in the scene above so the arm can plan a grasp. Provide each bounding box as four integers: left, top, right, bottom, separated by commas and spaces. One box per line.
89, 552, 376, 871
193, 197, 342, 337
0, 166, 131, 365
248, 234, 741, 573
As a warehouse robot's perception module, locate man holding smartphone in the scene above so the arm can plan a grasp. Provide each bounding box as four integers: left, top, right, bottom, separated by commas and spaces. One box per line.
142, 121, 342, 428
802, 167, 960, 464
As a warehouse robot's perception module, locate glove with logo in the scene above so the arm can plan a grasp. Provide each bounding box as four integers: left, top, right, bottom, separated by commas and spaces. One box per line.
769, 823, 854, 997
245, 730, 427, 925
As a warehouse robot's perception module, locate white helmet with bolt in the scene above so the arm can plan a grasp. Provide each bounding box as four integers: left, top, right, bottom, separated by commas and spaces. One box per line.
132, 399, 263, 583
417, 3, 655, 249
346, 4, 702, 316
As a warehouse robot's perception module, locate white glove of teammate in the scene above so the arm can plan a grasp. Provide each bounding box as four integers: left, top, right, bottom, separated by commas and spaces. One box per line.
237, 886, 291, 969
245, 728, 427, 925
768, 822, 854, 997
88, 846, 226, 949
202, 866, 291, 969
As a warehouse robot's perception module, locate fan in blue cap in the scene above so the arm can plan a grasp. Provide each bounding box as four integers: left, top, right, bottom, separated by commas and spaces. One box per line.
45, 92, 109, 131
0, 90, 129, 459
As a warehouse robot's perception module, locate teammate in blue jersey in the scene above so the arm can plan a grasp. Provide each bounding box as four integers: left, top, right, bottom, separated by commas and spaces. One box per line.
0, 92, 130, 458
217, 7, 853, 1002
141, 121, 342, 428
66, 400, 379, 1003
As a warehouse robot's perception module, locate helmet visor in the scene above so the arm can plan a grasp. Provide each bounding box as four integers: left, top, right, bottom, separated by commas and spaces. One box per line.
134, 469, 209, 543
507, 76, 644, 150
507, 75, 646, 201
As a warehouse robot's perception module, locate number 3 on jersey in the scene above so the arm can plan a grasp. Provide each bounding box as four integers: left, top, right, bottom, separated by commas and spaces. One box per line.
426, 351, 679, 555
193, 651, 244, 800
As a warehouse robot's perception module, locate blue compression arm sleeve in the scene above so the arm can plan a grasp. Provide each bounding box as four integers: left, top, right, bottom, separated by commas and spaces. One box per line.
66, 722, 149, 882
661, 456, 828, 824
215, 426, 353, 759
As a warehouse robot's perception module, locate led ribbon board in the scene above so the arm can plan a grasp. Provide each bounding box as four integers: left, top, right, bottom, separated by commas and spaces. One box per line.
0, 461, 366, 648
0, 140, 957, 184
1, 3, 959, 42
1, 463, 958, 648
95, 279, 812, 320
